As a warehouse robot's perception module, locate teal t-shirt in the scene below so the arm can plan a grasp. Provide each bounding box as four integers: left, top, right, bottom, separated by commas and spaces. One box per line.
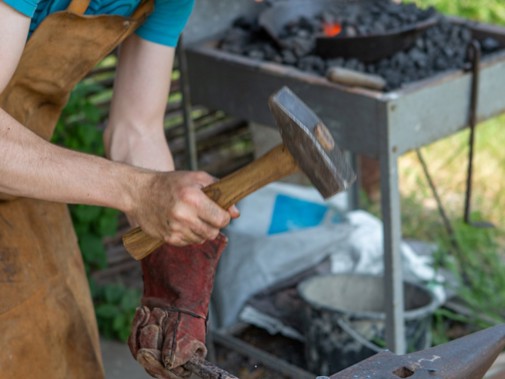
4, 0, 194, 47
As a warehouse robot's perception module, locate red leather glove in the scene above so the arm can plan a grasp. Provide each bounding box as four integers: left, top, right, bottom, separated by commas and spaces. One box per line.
128, 234, 227, 378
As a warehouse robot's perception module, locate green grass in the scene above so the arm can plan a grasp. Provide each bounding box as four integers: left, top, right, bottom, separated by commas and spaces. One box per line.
399, 117, 505, 234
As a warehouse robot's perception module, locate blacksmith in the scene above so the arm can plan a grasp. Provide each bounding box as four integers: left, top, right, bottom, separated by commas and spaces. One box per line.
0, 1, 237, 378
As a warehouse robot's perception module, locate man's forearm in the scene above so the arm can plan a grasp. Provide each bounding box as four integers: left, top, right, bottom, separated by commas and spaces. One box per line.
0, 108, 140, 212
104, 34, 176, 173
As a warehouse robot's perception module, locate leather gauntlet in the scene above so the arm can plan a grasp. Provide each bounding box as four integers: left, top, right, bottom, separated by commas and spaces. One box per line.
128, 234, 227, 378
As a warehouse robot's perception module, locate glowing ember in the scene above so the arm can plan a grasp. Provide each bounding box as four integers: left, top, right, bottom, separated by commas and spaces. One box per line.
323, 22, 342, 37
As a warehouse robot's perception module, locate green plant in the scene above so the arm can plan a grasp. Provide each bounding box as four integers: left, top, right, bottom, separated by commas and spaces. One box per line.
53, 81, 118, 274
424, 214, 505, 344
430, 307, 470, 345
72, 204, 118, 274
53, 80, 138, 341
406, 0, 505, 25
438, 218, 505, 320
92, 282, 141, 342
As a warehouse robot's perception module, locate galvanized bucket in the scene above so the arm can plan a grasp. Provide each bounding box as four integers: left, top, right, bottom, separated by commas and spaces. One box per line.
298, 273, 439, 375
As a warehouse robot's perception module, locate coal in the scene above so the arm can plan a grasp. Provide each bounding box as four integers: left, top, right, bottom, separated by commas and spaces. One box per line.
218, 3, 504, 91
279, 49, 295, 65
297, 55, 326, 75
306, 0, 437, 38
482, 37, 502, 53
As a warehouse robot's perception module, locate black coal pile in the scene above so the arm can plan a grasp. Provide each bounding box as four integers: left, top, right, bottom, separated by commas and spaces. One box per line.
326, 1, 434, 35
282, 1, 436, 40
218, 2, 503, 91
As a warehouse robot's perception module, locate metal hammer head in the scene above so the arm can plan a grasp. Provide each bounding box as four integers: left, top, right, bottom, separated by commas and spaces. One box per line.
268, 87, 356, 198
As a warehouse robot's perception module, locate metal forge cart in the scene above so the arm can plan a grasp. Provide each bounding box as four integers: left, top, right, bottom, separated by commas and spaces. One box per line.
181, 0, 505, 355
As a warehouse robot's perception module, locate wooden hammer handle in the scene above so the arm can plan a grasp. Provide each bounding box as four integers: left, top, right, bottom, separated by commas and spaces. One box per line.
123, 144, 298, 260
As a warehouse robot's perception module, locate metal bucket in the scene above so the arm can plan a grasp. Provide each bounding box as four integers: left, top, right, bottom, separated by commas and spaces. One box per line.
298, 273, 439, 375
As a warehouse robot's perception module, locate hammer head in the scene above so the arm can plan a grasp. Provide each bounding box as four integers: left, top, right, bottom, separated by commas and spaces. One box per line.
268, 87, 356, 198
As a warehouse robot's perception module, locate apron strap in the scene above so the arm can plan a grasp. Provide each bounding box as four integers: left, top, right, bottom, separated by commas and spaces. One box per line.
67, 0, 91, 14
131, 0, 154, 21
67, 0, 153, 20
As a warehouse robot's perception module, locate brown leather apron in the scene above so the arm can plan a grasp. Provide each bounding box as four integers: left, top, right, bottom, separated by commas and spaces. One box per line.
0, 0, 153, 377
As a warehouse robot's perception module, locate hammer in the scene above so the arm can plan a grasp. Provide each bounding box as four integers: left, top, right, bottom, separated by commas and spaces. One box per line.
123, 86, 355, 260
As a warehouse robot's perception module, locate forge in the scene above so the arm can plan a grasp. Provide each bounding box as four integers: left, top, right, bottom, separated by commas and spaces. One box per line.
180, 0, 505, 374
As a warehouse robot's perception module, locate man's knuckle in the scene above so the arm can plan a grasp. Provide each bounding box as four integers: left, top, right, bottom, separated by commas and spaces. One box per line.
180, 188, 198, 205
195, 171, 211, 181
209, 229, 220, 240
164, 231, 179, 243
171, 207, 187, 223
218, 213, 230, 228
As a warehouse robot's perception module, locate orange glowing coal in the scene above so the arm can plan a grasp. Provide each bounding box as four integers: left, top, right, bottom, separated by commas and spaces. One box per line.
323, 22, 342, 37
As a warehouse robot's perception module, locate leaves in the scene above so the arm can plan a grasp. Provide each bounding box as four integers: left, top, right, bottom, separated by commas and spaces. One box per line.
73, 205, 103, 224
407, 0, 505, 25
80, 233, 107, 273
97, 208, 119, 236
93, 284, 141, 342
96, 303, 120, 319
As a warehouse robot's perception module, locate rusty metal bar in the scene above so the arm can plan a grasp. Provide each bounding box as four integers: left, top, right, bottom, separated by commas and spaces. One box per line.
463, 40, 481, 224
463, 40, 494, 228
185, 358, 239, 379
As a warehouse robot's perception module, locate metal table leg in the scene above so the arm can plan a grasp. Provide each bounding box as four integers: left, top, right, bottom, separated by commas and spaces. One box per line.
380, 142, 406, 354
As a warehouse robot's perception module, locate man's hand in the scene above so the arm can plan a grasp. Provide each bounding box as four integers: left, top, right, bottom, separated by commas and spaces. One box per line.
103, 35, 238, 247
126, 170, 236, 246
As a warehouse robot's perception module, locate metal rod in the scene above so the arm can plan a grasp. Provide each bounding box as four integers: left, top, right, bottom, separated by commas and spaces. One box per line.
415, 148, 476, 282
463, 40, 481, 224
185, 358, 239, 379
415, 149, 458, 251
211, 330, 316, 379
348, 151, 360, 209
177, 34, 199, 170
379, 122, 406, 354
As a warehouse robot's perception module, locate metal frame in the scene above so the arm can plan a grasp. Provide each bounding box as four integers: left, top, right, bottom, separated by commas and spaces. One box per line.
183, 0, 505, 355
